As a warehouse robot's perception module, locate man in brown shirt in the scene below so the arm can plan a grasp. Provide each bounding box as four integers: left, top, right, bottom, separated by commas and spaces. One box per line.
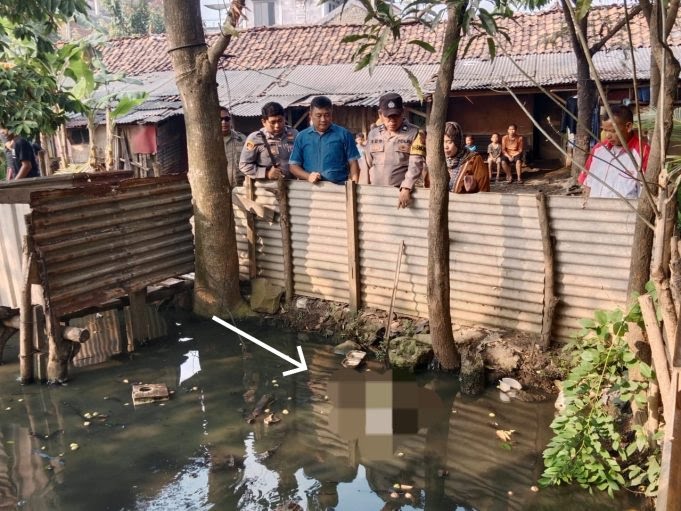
500, 123, 524, 184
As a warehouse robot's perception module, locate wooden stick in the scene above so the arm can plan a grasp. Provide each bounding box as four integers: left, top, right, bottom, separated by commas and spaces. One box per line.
277, 177, 293, 306
536, 192, 558, 347
384, 240, 405, 365
639, 294, 672, 413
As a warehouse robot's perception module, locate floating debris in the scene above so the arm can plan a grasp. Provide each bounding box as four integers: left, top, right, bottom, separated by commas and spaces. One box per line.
69, 443, 79, 451
282, 409, 289, 415
178, 337, 193, 342
132, 384, 170, 406
263, 413, 280, 426
530, 485, 539, 492
390, 492, 399, 499
341, 350, 366, 369
83, 421, 91, 427
404, 492, 413, 499
496, 429, 516, 442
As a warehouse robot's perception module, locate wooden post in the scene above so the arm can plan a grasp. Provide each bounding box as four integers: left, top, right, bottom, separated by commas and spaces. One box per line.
33, 306, 48, 382
657, 370, 681, 511
19, 236, 38, 383
126, 290, 148, 352
45, 307, 66, 383
277, 177, 293, 306
245, 177, 257, 279
346, 180, 360, 311
536, 193, 558, 347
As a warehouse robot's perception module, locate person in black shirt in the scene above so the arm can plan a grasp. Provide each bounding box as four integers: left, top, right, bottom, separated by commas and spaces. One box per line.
0, 128, 39, 179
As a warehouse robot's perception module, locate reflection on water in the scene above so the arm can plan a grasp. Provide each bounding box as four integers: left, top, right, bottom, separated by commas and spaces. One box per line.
0, 317, 644, 511
179, 350, 202, 385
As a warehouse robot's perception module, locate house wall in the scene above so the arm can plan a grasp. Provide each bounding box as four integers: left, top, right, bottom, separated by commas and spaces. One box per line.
448, 94, 536, 154
67, 125, 107, 165
156, 117, 188, 174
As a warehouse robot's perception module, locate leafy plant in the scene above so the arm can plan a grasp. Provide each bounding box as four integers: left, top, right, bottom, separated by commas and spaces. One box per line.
540, 304, 661, 497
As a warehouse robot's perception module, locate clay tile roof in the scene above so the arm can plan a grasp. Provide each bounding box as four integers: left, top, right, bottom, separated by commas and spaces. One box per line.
101, 4, 679, 76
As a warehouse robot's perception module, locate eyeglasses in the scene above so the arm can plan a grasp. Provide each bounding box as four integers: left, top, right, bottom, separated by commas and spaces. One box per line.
220, 117, 231, 122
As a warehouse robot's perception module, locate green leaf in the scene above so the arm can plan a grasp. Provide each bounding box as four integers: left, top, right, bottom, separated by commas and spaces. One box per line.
402, 66, 424, 102
407, 39, 435, 53
110, 92, 148, 119
574, 0, 592, 20
341, 34, 368, 44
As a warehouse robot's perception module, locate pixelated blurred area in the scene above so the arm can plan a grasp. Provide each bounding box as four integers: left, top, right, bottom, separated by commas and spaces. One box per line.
326, 366, 447, 460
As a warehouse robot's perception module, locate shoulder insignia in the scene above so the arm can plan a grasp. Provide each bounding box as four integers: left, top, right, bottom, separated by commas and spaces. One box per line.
245, 141, 255, 151
410, 131, 426, 157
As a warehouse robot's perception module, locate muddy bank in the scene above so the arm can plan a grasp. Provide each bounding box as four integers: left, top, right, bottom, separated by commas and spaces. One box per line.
249, 293, 566, 398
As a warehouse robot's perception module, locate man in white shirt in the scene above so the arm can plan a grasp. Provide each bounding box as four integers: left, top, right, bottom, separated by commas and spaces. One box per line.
581, 105, 650, 199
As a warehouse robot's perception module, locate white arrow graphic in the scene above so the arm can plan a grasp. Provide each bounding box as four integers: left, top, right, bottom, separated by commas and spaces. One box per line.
212, 316, 308, 376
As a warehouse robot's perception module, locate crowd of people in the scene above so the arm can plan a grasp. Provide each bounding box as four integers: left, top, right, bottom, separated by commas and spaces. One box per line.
223, 94, 649, 204
2, 94, 648, 204
224, 92, 494, 208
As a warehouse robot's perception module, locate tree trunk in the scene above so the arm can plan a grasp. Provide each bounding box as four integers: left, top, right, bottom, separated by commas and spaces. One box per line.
164, 0, 247, 318
628, 1, 681, 298
425, 1, 466, 371
562, 2, 596, 179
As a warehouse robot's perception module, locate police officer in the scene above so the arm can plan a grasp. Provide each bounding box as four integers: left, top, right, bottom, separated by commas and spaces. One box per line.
239, 102, 298, 180
220, 106, 246, 187
363, 93, 426, 208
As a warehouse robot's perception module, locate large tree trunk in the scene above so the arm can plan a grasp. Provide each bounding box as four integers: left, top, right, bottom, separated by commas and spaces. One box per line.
628, 0, 681, 298
164, 0, 247, 317
562, 2, 596, 179
425, 1, 466, 371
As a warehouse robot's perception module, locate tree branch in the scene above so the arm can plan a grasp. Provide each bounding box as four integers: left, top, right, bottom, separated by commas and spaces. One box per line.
207, 0, 245, 68
589, 4, 642, 55
666, 0, 679, 37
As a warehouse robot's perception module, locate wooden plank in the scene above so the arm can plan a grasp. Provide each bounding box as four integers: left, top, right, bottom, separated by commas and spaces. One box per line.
657, 370, 681, 511
345, 181, 361, 312
277, 178, 293, 306
232, 193, 275, 222
245, 178, 257, 280
536, 193, 558, 347
126, 290, 147, 352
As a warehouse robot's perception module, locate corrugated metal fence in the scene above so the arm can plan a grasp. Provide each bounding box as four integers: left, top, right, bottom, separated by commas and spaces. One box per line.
235, 181, 636, 341
29, 175, 194, 318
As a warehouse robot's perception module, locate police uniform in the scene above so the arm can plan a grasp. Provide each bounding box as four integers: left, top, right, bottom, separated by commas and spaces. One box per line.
238, 126, 298, 179
364, 121, 426, 189
223, 129, 246, 187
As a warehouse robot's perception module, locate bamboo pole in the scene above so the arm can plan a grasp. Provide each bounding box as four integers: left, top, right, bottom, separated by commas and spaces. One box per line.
536, 192, 558, 347
277, 177, 293, 306
19, 236, 38, 383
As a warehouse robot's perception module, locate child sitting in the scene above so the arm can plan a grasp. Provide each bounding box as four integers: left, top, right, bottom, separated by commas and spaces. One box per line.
487, 133, 502, 181
465, 135, 477, 153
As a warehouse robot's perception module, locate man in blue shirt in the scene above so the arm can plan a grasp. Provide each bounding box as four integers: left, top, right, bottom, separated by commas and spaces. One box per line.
289, 96, 360, 184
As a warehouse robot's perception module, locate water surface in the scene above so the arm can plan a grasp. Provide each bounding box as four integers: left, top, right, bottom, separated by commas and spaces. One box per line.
0, 317, 643, 510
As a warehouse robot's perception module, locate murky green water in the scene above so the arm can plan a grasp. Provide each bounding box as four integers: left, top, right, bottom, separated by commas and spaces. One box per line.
0, 316, 643, 510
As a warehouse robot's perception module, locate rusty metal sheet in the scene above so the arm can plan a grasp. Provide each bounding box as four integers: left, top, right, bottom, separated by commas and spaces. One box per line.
29, 175, 194, 318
